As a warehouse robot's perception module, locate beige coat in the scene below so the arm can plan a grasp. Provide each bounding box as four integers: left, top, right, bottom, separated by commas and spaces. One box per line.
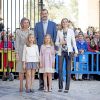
15, 29, 33, 72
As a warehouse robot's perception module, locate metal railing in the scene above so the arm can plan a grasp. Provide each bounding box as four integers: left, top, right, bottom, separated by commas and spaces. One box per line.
55, 52, 100, 78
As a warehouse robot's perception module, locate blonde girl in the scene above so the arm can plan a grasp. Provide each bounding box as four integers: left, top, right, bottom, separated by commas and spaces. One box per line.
39, 34, 55, 92
22, 34, 39, 93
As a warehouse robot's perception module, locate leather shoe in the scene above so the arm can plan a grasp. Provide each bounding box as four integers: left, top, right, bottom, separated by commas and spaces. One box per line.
58, 89, 62, 92
30, 89, 34, 93
64, 90, 68, 93
38, 88, 44, 91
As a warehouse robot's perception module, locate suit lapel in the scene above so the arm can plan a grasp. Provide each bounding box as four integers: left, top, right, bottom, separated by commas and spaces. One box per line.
40, 21, 44, 35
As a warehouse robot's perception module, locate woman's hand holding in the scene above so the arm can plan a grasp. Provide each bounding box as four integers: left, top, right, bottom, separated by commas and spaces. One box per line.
16, 53, 19, 61
52, 62, 55, 68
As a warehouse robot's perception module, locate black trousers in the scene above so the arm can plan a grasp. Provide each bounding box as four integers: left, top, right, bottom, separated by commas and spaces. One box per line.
58, 51, 71, 90
39, 73, 44, 89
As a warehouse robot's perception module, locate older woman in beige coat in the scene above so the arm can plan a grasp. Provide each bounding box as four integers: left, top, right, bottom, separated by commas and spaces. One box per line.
15, 17, 33, 92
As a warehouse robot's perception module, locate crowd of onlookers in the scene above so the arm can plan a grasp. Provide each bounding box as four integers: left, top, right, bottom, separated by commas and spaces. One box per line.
56, 23, 100, 52
0, 23, 15, 50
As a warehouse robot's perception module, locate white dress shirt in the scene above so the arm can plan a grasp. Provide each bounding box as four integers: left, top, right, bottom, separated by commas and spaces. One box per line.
43, 20, 48, 35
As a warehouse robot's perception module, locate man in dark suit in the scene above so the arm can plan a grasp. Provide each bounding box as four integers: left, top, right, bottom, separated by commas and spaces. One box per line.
34, 9, 57, 90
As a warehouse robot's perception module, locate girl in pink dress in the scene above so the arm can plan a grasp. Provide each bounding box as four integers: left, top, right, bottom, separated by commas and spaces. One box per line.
39, 34, 55, 92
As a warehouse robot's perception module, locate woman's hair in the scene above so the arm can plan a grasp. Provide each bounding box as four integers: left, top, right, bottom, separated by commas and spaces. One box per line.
20, 17, 30, 28
43, 34, 54, 45
61, 18, 69, 29
87, 26, 95, 35
26, 33, 36, 47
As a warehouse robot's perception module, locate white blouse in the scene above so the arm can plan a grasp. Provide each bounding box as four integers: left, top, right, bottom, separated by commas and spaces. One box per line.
55, 28, 78, 55
22, 44, 39, 62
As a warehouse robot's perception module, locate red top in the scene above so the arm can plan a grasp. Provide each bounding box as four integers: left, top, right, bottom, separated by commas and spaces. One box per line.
87, 42, 99, 52
0, 40, 12, 49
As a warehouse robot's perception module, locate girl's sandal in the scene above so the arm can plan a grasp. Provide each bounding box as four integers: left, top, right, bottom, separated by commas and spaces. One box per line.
26, 89, 31, 93
48, 89, 52, 92
19, 88, 23, 92
44, 89, 48, 92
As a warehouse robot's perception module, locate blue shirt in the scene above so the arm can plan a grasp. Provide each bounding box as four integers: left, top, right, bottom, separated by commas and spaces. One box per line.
76, 40, 88, 51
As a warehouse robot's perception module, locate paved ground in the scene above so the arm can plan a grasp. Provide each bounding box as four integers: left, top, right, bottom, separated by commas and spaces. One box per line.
0, 79, 100, 100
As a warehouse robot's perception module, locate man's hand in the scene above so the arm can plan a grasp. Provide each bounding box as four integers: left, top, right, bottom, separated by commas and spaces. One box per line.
74, 53, 78, 57
23, 62, 26, 70
40, 63, 43, 68
79, 50, 84, 54
52, 62, 55, 68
